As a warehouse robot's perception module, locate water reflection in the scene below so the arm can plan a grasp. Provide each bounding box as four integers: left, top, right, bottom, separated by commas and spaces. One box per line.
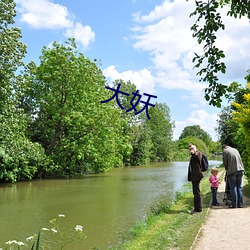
0, 160, 221, 249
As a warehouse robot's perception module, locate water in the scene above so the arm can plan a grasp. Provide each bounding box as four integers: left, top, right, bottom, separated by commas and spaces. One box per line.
0, 160, 221, 249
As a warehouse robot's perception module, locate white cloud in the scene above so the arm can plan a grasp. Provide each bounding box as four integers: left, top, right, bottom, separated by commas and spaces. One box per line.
16, 0, 95, 48
16, 0, 73, 29
215, 7, 250, 81
130, 0, 250, 93
173, 110, 219, 141
103, 65, 155, 95
65, 22, 95, 48
131, 0, 198, 86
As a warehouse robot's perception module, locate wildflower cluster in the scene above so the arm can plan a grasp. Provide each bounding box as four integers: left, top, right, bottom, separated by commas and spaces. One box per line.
1, 214, 86, 249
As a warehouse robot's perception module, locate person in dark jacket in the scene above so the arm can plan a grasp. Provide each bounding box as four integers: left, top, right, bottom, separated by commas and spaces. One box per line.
188, 143, 204, 214
222, 144, 244, 208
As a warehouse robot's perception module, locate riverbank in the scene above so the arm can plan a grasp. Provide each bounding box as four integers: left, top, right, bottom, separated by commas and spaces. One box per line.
113, 168, 250, 250
112, 169, 221, 249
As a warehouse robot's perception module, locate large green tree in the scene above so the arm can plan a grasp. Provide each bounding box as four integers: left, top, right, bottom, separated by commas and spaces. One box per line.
190, 0, 250, 107
0, 0, 47, 182
24, 39, 127, 175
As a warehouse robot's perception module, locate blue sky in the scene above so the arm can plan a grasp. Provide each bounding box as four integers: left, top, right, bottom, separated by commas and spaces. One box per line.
14, 0, 250, 141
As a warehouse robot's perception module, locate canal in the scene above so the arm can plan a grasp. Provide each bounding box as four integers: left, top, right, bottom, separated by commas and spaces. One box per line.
0, 160, 222, 249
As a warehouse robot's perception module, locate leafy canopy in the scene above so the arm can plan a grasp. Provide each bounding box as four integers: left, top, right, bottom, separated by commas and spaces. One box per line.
189, 0, 250, 107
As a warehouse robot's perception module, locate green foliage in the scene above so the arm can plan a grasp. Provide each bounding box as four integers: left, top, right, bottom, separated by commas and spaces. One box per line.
31, 231, 40, 250
189, 0, 250, 107
230, 78, 250, 177
215, 72, 250, 177
0, 0, 27, 106
0, 0, 48, 182
23, 39, 127, 175
223, 0, 250, 19
128, 122, 153, 166
216, 106, 240, 147
178, 136, 209, 156
179, 125, 212, 146
209, 141, 222, 154
0, 108, 50, 182
145, 103, 174, 162
0, 0, 175, 181
110, 80, 138, 165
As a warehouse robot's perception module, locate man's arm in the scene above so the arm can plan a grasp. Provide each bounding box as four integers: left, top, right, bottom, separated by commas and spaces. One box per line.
222, 152, 228, 171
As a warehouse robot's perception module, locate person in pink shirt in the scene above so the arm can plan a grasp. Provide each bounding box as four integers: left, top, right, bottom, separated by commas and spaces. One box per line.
209, 168, 221, 206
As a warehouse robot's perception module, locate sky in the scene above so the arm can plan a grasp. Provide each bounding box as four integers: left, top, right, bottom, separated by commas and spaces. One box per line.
14, 0, 250, 141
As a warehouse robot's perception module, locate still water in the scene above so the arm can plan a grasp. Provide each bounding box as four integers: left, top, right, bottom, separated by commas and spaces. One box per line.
0, 160, 221, 249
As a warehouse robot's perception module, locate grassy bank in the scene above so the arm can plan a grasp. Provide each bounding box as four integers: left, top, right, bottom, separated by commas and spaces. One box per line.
111, 169, 225, 250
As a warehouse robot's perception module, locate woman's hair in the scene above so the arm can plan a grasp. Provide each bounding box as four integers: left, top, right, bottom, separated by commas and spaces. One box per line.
211, 167, 218, 174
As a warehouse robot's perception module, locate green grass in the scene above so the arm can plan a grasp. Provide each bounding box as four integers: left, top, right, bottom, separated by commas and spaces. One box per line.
243, 178, 250, 197
111, 170, 225, 250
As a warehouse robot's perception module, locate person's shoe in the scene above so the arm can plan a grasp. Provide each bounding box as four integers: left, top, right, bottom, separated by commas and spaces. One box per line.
238, 205, 243, 208
190, 209, 201, 214
212, 203, 220, 206
228, 205, 236, 208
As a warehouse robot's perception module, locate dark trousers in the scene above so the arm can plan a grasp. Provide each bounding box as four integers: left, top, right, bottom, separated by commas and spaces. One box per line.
211, 187, 218, 205
192, 181, 202, 212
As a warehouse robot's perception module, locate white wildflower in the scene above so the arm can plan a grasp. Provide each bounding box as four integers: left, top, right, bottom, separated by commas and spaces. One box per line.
17, 242, 25, 246
42, 227, 50, 231
6, 240, 17, 245
75, 225, 83, 231
51, 228, 58, 233
58, 214, 65, 217
26, 236, 34, 241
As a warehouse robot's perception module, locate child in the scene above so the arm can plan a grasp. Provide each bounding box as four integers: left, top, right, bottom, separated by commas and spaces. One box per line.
209, 168, 220, 206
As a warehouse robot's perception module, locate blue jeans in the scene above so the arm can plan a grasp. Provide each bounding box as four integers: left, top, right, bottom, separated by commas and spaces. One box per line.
211, 187, 218, 205
228, 170, 244, 208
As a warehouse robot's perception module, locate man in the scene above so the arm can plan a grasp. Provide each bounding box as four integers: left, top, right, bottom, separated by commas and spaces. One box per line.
222, 144, 244, 208
188, 143, 204, 214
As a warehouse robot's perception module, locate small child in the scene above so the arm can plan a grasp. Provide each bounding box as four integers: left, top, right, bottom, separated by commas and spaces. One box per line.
209, 168, 220, 206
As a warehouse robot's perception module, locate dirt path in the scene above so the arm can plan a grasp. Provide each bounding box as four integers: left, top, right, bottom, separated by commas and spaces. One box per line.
192, 174, 250, 250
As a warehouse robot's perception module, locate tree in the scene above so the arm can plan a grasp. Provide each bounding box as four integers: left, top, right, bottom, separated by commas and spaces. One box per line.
0, 0, 27, 108
111, 79, 139, 165
178, 136, 209, 156
230, 80, 250, 176
216, 72, 250, 149
216, 106, 240, 147
128, 120, 153, 166
179, 125, 212, 146
24, 39, 127, 175
0, 0, 47, 182
145, 103, 174, 162
189, 0, 250, 107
